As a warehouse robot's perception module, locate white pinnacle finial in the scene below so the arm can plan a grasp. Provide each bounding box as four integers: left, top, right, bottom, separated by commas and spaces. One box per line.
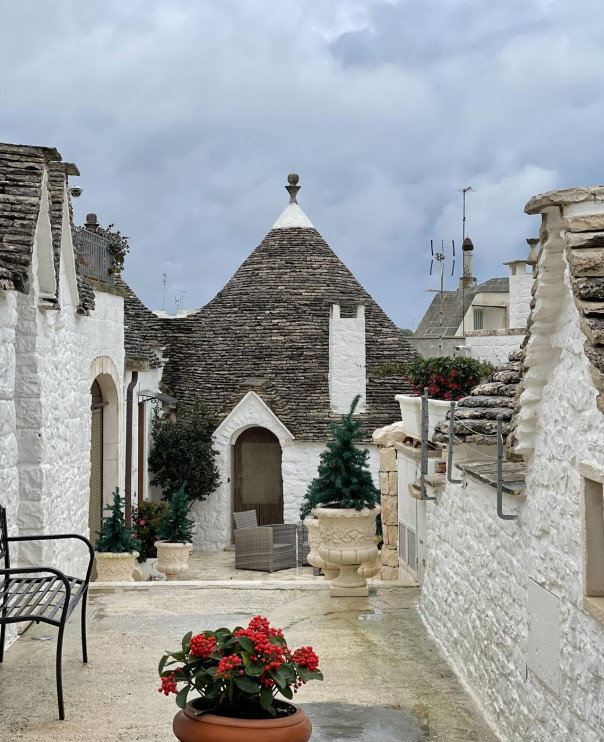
272, 173, 314, 229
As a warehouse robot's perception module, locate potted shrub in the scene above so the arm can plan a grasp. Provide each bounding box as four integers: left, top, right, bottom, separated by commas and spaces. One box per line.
392, 357, 494, 439
94, 488, 140, 582
304, 395, 381, 597
155, 483, 194, 581
159, 615, 323, 742
132, 500, 167, 580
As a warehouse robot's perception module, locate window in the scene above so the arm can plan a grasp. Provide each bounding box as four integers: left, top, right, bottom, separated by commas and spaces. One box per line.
581, 464, 604, 625
473, 309, 483, 330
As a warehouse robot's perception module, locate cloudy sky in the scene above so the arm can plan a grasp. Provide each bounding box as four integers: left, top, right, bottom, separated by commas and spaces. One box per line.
2, 1, 604, 327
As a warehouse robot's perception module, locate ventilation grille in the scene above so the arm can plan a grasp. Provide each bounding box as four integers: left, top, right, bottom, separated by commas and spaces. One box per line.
407, 527, 417, 571
398, 523, 407, 564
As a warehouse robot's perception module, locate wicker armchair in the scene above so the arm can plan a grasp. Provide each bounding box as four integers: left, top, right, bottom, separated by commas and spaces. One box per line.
233, 511, 297, 572
296, 521, 310, 566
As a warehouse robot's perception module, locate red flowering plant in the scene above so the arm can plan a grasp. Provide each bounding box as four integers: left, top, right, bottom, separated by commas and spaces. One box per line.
158, 616, 323, 718
394, 356, 494, 401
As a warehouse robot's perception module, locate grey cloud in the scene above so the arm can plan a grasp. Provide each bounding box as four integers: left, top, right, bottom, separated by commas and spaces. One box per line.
1, 0, 604, 328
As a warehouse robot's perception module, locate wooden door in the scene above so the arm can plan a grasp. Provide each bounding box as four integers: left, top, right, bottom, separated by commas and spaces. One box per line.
233, 427, 283, 526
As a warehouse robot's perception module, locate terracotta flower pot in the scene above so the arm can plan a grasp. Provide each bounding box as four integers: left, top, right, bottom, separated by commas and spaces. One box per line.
304, 516, 339, 580
173, 701, 312, 742
314, 506, 381, 597
94, 551, 139, 582
155, 541, 191, 580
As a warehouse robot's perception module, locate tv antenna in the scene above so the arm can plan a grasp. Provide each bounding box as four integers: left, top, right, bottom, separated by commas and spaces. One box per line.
161, 273, 167, 311
174, 290, 186, 312
429, 240, 456, 356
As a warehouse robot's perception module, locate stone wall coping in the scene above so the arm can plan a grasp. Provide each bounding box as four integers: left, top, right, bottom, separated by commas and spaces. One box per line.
464, 328, 526, 337
455, 460, 527, 495
525, 186, 604, 215
394, 441, 441, 460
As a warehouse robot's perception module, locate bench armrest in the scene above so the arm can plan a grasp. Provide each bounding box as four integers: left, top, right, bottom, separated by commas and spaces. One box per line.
7, 534, 94, 584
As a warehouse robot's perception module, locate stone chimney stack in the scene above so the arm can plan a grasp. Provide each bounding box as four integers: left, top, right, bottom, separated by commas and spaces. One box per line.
85, 213, 99, 232
527, 237, 539, 265
459, 237, 477, 289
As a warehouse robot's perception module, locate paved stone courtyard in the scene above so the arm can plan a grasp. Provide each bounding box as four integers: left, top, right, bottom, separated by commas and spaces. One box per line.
0, 585, 497, 741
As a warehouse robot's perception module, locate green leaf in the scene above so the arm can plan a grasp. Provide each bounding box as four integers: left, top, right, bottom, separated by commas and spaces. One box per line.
158, 655, 168, 676
204, 682, 221, 700
236, 636, 255, 653
175, 686, 190, 710
297, 665, 311, 682
234, 676, 261, 694
181, 631, 193, 652
260, 687, 274, 710
245, 663, 263, 677
280, 685, 293, 700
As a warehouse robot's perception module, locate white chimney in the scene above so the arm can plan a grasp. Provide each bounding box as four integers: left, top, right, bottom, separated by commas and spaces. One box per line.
329, 304, 367, 413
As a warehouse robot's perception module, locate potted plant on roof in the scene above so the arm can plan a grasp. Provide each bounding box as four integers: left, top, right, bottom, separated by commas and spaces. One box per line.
159, 615, 322, 742
391, 357, 494, 439
305, 395, 381, 597
94, 488, 140, 582
155, 483, 194, 581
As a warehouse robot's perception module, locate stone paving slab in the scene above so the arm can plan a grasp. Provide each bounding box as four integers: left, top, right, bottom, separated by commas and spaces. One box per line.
0, 587, 498, 741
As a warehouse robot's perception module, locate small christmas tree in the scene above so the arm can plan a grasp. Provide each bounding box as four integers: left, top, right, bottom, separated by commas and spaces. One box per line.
300, 395, 380, 518
158, 483, 195, 543
95, 488, 140, 553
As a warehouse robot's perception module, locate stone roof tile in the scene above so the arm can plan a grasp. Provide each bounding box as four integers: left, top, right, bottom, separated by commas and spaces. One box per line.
160, 220, 416, 440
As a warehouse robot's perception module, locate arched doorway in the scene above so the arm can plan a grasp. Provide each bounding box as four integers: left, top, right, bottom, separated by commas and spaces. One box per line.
89, 380, 104, 549
233, 427, 283, 526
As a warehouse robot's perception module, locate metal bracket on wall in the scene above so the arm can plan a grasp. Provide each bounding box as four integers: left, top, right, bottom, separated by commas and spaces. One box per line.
496, 414, 518, 521
420, 388, 437, 501
447, 400, 462, 484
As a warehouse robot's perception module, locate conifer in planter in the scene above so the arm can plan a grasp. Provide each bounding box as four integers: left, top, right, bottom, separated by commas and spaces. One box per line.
94, 489, 140, 582
155, 484, 195, 581
304, 395, 381, 597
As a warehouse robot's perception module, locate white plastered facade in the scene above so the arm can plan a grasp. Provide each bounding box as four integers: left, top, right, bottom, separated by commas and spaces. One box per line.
420, 198, 604, 742
190, 391, 380, 551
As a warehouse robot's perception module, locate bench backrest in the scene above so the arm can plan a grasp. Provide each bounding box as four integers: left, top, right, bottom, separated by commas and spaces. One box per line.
0, 506, 9, 569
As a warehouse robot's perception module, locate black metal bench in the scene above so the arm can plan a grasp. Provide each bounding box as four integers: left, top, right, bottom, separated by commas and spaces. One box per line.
0, 506, 94, 720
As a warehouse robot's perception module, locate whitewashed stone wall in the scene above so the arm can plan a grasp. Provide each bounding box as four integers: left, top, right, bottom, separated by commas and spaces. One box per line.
421, 266, 604, 741
465, 330, 525, 367
508, 266, 533, 328
14, 284, 124, 580
190, 390, 379, 551
0, 290, 19, 650
329, 304, 367, 413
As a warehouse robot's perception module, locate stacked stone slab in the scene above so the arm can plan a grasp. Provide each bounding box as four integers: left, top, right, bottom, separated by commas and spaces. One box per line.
432, 350, 523, 446
0, 143, 94, 313
160, 208, 416, 440
508, 187, 604, 458
116, 277, 164, 369
378, 444, 399, 580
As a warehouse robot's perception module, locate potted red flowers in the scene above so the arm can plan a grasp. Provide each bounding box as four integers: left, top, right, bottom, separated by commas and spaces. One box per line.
158, 615, 323, 742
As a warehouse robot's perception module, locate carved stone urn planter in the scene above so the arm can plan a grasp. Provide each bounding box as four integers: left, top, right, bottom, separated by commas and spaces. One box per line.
314, 506, 381, 597
304, 516, 339, 580
358, 549, 381, 580
155, 541, 191, 581
94, 551, 139, 582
